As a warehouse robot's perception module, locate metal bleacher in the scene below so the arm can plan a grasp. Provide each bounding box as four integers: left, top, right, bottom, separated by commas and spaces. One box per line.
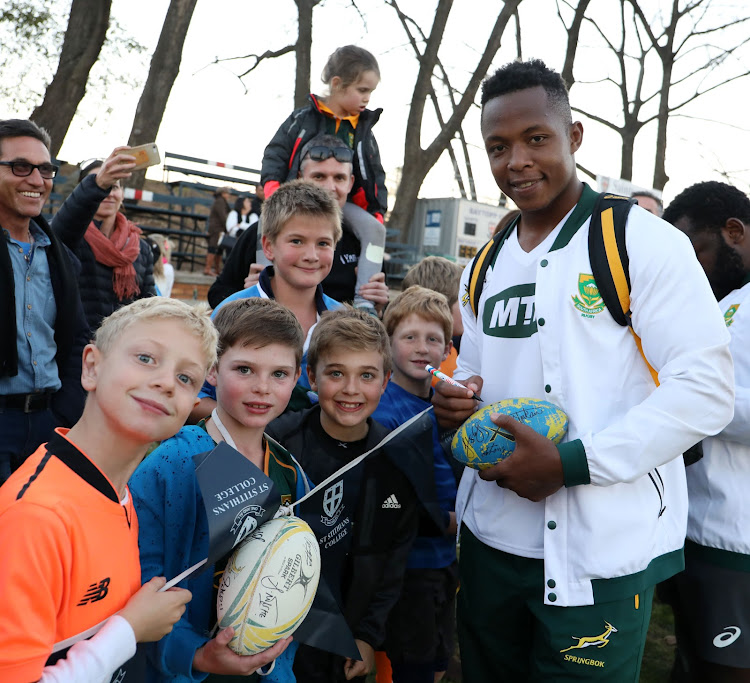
44, 152, 260, 272
137, 152, 261, 271
44, 151, 419, 282
383, 228, 420, 284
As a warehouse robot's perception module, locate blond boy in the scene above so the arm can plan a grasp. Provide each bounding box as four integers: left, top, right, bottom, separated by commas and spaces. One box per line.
373, 286, 459, 683
0, 298, 217, 682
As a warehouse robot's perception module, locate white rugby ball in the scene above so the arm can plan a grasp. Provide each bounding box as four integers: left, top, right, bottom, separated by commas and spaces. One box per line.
216, 516, 320, 655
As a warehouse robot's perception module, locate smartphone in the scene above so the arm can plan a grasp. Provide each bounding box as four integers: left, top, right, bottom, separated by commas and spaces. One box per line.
128, 142, 161, 171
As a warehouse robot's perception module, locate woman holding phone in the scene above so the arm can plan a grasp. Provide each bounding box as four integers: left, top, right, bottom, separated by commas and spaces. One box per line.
52, 147, 156, 330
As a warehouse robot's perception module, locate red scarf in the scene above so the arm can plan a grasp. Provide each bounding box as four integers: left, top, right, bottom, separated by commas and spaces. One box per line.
84, 212, 142, 301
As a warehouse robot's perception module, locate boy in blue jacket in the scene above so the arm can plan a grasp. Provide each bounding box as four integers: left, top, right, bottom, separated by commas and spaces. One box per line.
373, 286, 458, 683
131, 298, 308, 682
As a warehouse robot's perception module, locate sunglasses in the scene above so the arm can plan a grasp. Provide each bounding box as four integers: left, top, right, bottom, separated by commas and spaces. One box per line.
0, 160, 59, 179
304, 146, 354, 163
78, 157, 104, 171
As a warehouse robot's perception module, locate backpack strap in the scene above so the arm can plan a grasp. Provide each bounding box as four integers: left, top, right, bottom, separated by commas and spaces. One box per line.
589, 192, 659, 386
468, 217, 519, 317
588, 193, 635, 327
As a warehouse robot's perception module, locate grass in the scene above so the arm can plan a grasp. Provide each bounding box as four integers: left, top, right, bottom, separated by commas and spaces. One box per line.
640, 597, 677, 683
368, 596, 677, 683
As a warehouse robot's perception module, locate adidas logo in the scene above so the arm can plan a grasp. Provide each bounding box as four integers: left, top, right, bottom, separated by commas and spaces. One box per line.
382, 494, 401, 509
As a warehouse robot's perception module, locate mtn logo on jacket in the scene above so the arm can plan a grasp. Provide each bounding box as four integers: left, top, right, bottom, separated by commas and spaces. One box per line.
482, 283, 537, 338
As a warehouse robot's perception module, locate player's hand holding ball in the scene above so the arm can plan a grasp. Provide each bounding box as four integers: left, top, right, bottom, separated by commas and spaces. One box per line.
478, 412, 566, 502
451, 397, 569, 502
432, 374, 483, 429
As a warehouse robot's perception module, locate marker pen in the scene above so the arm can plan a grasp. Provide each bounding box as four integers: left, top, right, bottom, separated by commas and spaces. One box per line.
425, 364, 483, 402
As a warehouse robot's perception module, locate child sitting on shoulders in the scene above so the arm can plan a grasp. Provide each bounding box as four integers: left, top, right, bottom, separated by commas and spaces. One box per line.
130, 298, 307, 682
266, 307, 419, 683
0, 298, 216, 682
261, 45, 387, 313
373, 286, 459, 683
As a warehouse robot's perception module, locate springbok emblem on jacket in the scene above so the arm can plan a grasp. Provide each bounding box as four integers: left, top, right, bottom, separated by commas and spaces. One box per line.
560, 621, 618, 652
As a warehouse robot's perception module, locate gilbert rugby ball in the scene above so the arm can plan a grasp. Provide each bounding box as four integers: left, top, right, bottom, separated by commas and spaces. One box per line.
451, 397, 568, 469
217, 516, 320, 655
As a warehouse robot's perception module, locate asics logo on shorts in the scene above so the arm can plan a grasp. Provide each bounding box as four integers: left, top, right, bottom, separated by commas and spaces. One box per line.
713, 626, 741, 648
77, 577, 110, 605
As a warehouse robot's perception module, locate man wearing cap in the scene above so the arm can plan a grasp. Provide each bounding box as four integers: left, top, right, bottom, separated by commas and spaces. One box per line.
0, 119, 89, 484
205, 185, 233, 276
207, 134, 386, 309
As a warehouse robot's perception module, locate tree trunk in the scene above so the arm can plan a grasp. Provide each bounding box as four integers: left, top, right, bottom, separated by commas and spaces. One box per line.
619, 124, 637, 181
390, 0, 522, 241
30, 0, 112, 157
127, 0, 198, 188
294, 0, 318, 108
560, 0, 591, 88
652, 60, 673, 190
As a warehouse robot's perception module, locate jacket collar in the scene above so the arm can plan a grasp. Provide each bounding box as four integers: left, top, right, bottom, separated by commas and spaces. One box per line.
259, 265, 330, 314
47, 428, 121, 503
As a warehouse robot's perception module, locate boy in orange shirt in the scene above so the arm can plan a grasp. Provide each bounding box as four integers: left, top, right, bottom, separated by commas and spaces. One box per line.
0, 298, 283, 682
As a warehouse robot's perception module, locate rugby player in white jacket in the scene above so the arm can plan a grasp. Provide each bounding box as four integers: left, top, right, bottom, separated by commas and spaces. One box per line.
664, 180, 750, 683
432, 60, 734, 683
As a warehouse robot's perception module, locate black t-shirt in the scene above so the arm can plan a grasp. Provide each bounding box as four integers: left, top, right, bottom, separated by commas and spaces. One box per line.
323, 227, 359, 304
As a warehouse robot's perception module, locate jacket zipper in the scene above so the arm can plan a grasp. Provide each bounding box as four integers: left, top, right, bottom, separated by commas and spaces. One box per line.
648, 467, 666, 517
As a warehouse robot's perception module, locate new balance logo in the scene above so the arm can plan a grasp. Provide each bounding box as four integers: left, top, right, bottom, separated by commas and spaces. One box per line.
77, 577, 110, 605
382, 494, 401, 509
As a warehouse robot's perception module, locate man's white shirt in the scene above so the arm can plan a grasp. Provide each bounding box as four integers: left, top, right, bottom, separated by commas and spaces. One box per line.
687, 280, 750, 556
458, 214, 567, 559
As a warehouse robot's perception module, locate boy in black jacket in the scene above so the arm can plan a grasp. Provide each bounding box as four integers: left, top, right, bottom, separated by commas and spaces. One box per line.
267, 306, 418, 683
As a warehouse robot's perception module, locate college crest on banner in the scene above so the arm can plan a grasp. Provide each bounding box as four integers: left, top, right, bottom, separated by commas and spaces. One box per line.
194, 442, 281, 568
193, 441, 360, 661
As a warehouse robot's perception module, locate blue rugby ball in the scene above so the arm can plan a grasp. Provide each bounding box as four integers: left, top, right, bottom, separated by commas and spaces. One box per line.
451, 397, 568, 469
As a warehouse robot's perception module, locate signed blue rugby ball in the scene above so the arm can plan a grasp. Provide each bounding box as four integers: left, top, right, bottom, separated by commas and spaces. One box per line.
451, 397, 568, 469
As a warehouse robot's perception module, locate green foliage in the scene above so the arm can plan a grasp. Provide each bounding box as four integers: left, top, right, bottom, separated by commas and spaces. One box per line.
0, 0, 64, 111
0, 0, 146, 119
0, 1, 59, 56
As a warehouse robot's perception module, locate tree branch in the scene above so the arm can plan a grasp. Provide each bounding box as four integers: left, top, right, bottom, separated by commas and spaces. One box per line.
572, 106, 623, 132
236, 45, 297, 78
576, 162, 597, 181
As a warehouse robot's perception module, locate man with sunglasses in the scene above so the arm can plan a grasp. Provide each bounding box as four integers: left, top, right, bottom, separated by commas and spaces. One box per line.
0, 119, 90, 484
208, 134, 387, 311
